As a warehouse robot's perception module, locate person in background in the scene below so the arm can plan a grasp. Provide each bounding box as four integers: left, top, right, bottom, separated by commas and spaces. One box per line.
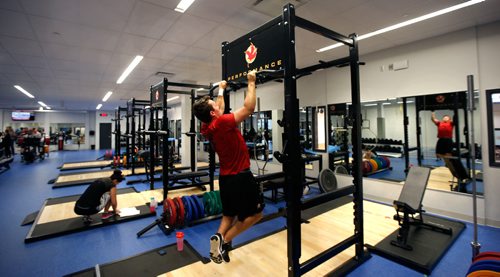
431, 112, 454, 159
193, 70, 260, 264
2, 129, 12, 157
74, 170, 125, 224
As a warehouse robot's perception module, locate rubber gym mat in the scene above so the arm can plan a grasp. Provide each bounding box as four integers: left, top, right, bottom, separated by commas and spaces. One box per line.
366, 214, 466, 275
65, 240, 208, 277
20, 211, 38, 226
25, 188, 154, 243
21, 188, 139, 226
59, 160, 113, 171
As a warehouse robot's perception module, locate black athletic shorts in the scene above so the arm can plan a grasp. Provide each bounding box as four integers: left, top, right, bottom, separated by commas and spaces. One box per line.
219, 169, 264, 221
436, 138, 453, 155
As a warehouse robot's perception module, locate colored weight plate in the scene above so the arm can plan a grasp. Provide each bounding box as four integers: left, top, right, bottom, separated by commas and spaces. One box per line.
362, 161, 371, 174
369, 159, 378, 171
172, 197, 181, 227
174, 197, 185, 227
378, 157, 386, 169
189, 195, 203, 220
166, 198, 177, 227
208, 191, 217, 216
187, 195, 199, 220
203, 192, 213, 216
163, 198, 168, 214
181, 196, 191, 223
210, 191, 219, 215
382, 156, 391, 167
214, 190, 222, 214
193, 195, 205, 218
375, 157, 382, 169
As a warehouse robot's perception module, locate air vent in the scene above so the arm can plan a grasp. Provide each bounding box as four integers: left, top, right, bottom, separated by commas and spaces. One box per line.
155, 71, 175, 76
249, 0, 309, 17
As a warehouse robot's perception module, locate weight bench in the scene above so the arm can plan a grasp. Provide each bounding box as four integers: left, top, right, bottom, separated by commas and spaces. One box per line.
255, 172, 286, 203
391, 166, 452, 250
443, 156, 470, 193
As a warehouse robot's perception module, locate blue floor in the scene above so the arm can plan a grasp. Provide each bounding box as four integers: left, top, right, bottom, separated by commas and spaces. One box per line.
0, 150, 498, 276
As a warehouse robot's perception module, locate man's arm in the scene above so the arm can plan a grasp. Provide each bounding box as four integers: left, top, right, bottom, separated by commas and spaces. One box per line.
216, 81, 227, 114
233, 70, 257, 124
110, 186, 119, 213
431, 112, 439, 125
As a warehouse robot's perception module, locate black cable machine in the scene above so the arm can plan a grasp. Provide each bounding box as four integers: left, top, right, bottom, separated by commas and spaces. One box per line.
147, 79, 215, 200
112, 106, 127, 162
403, 91, 470, 172
125, 98, 150, 174
221, 3, 367, 276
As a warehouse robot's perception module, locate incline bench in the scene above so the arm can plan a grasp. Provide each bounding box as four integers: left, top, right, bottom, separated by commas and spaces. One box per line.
391, 166, 452, 250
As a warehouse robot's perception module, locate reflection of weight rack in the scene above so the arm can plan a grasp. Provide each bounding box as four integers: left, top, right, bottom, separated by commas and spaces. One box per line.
362, 137, 403, 156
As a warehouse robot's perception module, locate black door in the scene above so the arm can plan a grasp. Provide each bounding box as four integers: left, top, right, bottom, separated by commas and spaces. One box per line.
99, 123, 112, 149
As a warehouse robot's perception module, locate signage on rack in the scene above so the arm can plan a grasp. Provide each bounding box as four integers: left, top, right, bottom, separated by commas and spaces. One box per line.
224, 23, 284, 82
416, 92, 466, 111
151, 82, 165, 108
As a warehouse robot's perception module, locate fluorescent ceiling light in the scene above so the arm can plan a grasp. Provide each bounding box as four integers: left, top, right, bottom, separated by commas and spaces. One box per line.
363, 103, 378, 107
39, 107, 43, 111
382, 102, 392, 105
102, 91, 113, 102
46, 106, 51, 110
167, 96, 180, 102
175, 0, 195, 13
116, 55, 143, 84
96, 104, 102, 110
38, 101, 48, 107
14, 85, 35, 98
316, 0, 485, 53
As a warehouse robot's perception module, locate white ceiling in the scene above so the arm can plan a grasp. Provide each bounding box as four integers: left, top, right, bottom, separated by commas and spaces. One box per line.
0, 0, 499, 110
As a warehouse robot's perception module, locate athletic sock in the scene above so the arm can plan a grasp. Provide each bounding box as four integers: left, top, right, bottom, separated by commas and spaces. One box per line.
221, 241, 231, 263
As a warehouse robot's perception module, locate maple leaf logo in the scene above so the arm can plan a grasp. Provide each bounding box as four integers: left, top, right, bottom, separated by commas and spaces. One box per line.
244, 43, 258, 67
435, 95, 445, 103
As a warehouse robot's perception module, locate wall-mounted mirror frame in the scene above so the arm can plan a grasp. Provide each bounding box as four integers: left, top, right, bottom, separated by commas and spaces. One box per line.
486, 88, 500, 167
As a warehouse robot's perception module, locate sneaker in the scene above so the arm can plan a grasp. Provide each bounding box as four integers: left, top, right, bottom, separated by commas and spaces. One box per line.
101, 212, 114, 220
209, 233, 223, 264
83, 215, 93, 225
221, 242, 231, 263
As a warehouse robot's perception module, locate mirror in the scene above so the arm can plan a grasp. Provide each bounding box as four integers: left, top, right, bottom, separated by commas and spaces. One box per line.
357, 92, 483, 196
242, 111, 272, 161
49, 123, 85, 145
299, 107, 313, 151
486, 88, 500, 166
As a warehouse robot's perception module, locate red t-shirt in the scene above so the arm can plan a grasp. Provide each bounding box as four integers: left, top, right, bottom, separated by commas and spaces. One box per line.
435, 121, 454, 139
201, 113, 250, 176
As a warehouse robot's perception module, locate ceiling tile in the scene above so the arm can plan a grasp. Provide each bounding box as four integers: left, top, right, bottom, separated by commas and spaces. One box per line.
0, 64, 25, 75
0, 51, 17, 65
185, 0, 247, 23
114, 33, 157, 56
224, 7, 273, 31
30, 16, 121, 51
147, 41, 187, 60
0, 36, 44, 56
0, 1, 22, 11
141, 0, 178, 10
161, 14, 218, 45
124, 1, 180, 39
12, 54, 49, 68
20, 0, 135, 32
0, 9, 36, 40
193, 24, 247, 51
